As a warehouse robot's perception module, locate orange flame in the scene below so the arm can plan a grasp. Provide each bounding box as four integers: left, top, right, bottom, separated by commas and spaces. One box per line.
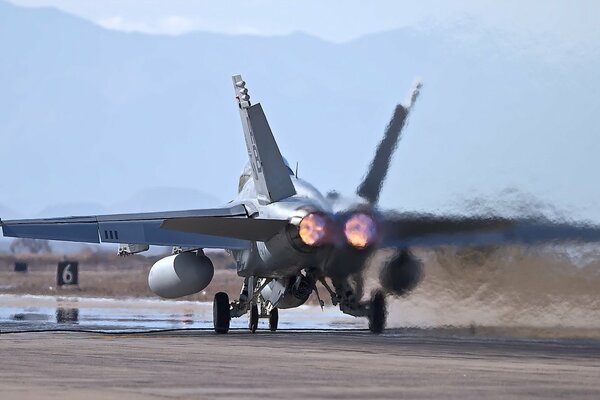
344, 213, 377, 249
299, 213, 328, 246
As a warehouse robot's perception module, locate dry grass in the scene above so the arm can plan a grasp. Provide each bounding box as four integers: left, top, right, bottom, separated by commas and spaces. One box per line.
0, 250, 242, 301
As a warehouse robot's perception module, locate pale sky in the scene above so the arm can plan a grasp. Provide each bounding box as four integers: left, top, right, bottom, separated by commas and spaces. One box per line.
8, 0, 600, 47
3, 0, 600, 222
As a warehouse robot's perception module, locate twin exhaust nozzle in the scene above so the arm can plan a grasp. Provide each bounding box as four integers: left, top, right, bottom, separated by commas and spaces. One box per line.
292, 211, 379, 249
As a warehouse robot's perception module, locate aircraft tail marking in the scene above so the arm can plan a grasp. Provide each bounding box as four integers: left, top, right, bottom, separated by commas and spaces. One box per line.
232, 75, 296, 203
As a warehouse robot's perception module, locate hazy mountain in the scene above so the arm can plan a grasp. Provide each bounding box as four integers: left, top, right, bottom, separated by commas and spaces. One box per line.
0, 204, 20, 220
1, 0, 599, 222
110, 187, 221, 213
34, 202, 108, 218
32, 188, 220, 217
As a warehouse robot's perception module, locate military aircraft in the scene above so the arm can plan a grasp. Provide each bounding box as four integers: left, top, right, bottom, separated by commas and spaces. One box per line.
3, 75, 600, 334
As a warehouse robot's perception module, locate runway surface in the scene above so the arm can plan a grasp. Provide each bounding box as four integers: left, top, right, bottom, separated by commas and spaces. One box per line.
2, 330, 600, 399
1, 294, 599, 399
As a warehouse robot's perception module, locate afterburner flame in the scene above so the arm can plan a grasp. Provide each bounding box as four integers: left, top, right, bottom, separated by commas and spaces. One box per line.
298, 213, 328, 246
345, 213, 377, 249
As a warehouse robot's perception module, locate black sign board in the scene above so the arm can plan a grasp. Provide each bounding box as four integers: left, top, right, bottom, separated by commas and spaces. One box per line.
57, 261, 79, 286
14, 262, 28, 273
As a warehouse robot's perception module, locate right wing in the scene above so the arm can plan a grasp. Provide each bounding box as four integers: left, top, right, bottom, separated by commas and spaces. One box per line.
1, 204, 288, 249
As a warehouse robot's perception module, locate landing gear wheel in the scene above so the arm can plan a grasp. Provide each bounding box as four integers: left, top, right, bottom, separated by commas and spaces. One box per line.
368, 290, 387, 334
213, 292, 230, 334
269, 308, 279, 332
249, 304, 259, 333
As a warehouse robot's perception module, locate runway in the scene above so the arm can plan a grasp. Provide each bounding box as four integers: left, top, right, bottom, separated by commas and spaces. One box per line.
0, 295, 599, 398
1, 330, 599, 399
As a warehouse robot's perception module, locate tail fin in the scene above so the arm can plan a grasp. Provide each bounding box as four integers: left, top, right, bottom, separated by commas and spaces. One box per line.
232, 75, 296, 203
356, 81, 422, 205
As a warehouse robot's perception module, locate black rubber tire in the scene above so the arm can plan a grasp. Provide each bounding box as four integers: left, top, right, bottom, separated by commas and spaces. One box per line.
249, 304, 259, 333
269, 308, 279, 332
368, 290, 387, 334
213, 292, 230, 334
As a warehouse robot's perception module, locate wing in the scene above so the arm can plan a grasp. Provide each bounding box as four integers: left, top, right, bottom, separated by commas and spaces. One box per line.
1, 204, 288, 249
381, 213, 600, 248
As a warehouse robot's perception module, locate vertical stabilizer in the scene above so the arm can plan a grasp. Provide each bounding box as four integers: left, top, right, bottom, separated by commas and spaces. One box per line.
232, 75, 296, 203
357, 81, 422, 205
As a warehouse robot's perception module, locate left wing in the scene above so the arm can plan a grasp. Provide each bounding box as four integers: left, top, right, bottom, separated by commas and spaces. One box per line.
381, 213, 600, 248
1, 204, 287, 249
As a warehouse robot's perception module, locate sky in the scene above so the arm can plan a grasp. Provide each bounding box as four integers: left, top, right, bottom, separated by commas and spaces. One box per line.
2, 0, 600, 223
9, 0, 600, 46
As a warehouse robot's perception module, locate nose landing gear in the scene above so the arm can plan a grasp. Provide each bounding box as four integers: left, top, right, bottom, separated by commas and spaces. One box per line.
249, 304, 259, 333
248, 304, 279, 333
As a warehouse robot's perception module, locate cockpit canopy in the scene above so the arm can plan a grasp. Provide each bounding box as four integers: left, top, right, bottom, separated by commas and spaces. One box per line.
238, 157, 294, 192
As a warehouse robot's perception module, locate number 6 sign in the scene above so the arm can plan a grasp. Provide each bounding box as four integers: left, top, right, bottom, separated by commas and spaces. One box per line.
57, 261, 79, 286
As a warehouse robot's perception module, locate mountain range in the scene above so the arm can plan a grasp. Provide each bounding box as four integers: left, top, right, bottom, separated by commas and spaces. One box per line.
1, 0, 599, 226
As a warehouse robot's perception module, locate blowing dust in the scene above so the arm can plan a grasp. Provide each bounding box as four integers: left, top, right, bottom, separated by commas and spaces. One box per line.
369, 246, 600, 332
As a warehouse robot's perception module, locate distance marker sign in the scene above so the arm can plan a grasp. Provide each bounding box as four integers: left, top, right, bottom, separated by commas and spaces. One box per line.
57, 261, 78, 286
14, 262, 28, 272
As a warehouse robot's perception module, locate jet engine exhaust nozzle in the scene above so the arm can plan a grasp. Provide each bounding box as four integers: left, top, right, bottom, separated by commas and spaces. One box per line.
298, 212, 330, 247
344, 213, 378, 249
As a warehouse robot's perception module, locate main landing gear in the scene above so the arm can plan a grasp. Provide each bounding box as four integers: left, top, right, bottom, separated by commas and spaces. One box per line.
368, 290, 386, 334
213, 277, 280, 334
249, 304, 259, 333
269, 307, 279, 331
213, 292, 231, 334
320, 277, 388, 334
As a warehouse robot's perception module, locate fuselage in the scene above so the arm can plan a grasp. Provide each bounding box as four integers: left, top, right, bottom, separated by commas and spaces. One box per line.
232, 167, 332, 278
230, 163, 376, 279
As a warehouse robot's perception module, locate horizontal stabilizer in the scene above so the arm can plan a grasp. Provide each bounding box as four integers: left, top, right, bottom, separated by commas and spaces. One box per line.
382, 213, 600, 247
161, 216, 289, 242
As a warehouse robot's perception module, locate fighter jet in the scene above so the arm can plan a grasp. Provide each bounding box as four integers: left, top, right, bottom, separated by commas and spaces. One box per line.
3, 75, 600, 333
